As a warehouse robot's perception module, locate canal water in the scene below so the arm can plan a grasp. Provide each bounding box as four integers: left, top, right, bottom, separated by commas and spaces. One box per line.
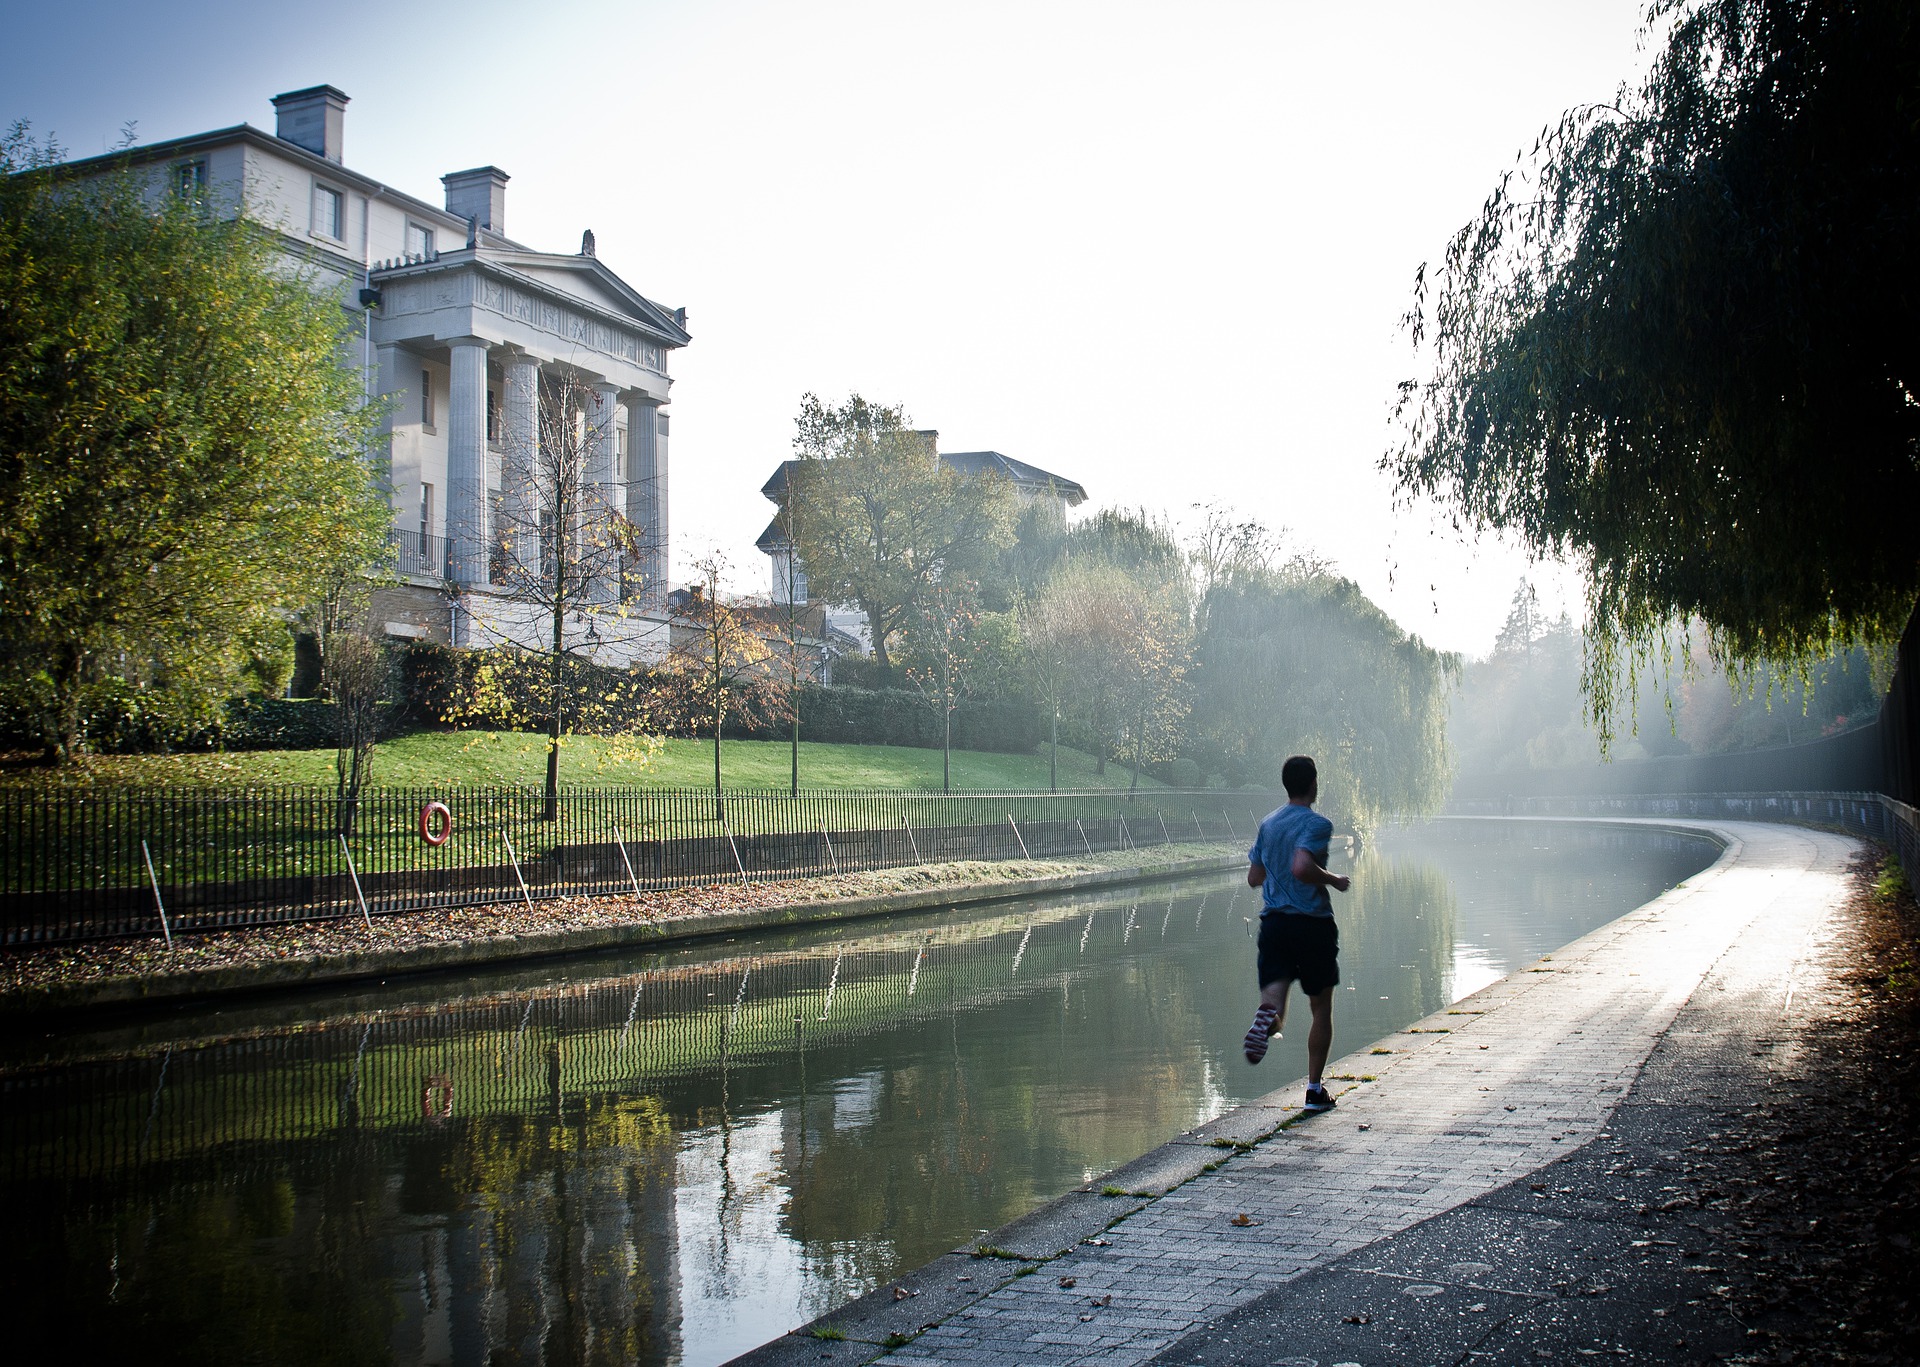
0, 818, 1716, 1366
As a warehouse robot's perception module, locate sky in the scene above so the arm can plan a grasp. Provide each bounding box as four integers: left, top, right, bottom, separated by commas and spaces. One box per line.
2, 0, 1656, 660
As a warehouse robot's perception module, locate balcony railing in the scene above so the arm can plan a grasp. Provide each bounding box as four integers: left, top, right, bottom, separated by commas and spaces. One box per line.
387, 528, 451, 580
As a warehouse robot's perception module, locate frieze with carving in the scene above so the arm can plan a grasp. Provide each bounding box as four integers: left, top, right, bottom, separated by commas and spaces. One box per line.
382, 269, 668, 374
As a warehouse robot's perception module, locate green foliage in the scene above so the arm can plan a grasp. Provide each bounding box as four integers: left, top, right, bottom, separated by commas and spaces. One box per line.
0, 126, 389, 759
1451, 578, 1887, 774
1388, 0, 1920, 737
784, 393, 1018, 667
1189, 569, 1457, 824
1878, 856, 1910, 906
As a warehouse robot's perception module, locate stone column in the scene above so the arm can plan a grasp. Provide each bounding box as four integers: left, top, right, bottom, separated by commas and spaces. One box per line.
446, 338, 490, 587
502, 353, 540, 575
588, 382, 622, 603
625, 398, 665, 608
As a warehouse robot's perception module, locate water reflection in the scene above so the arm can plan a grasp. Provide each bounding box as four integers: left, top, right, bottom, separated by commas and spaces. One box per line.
0, 819, 1715, 1366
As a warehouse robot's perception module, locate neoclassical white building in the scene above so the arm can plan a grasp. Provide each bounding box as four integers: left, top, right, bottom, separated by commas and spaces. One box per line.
60, 85, 690, 663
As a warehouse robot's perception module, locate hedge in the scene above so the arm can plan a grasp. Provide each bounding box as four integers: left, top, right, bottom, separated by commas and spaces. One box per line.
396, 642, 1040, 754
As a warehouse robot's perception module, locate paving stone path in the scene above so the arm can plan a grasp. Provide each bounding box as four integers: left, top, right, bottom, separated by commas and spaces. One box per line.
732, 818, 1855, 1367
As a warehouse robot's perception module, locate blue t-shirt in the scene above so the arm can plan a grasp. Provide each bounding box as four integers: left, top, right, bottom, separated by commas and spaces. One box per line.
1249, 803, 1334, 917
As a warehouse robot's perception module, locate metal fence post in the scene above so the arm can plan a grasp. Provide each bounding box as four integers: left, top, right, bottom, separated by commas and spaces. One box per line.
141, 839, 173, 948
338, 834, 373, 933
501, 831, 535, 912
1076, 818, 1095, 858
1158, 812, 1172, 845
821, 823, 838, 875
1222, 807, 1237, 842
903, 815, 923, 867
723, 815, 749, 883
611, 823, 643, 900
1008, 815, 1030, 861
1192, 809, 1206, 841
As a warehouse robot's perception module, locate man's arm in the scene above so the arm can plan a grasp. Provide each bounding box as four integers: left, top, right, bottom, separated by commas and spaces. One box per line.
1247, 860, 1266, 888
1291, 846, 1350, 893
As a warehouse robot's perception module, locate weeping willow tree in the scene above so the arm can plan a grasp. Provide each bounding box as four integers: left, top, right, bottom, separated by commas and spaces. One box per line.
1387, 0, 1919, 739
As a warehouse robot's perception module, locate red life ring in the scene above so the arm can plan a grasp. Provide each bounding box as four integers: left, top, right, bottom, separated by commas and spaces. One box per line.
418, 801, 453, 845
421, 1074, 454, 1122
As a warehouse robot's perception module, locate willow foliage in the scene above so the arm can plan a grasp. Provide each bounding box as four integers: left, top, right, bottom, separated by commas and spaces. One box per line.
1387, 0, 1919, 737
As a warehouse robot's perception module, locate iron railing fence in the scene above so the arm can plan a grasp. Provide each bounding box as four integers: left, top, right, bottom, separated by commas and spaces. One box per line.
384, 528, 451, 580
0, 786, 1277, 946
1445, 790, 1919, 875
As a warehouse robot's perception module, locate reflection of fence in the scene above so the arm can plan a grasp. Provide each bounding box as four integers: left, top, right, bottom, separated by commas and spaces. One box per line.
1447, 790, 1920, 881
0, 884, 1233, 1185
0, 787, 1273, 946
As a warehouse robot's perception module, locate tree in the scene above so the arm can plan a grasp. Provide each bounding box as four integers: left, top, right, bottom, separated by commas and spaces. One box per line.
1387, 0, 1920, 737
1111, 592, 1191, 793
0, 128, 389, 760
1190, 568, 1457, 825
324, 631, 389, 836
1018, 589, 1079, 792
667, 556, 790, 819
1023, 561, 1133, 776
467, 367, 649, 817
902, 576, 983, 793
784, 393, 1017, 670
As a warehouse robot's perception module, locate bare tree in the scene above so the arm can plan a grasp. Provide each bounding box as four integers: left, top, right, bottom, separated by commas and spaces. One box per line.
903, 576, 982, 793
480, 367, 650, 818
325, 631, 390, 836
1018, 588, 1079, 792
668, 555, 790, 820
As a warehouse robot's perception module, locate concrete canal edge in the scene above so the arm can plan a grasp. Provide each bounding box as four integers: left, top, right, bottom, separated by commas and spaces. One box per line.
726, 816, 1742, 1366
0, 851, 1245, 1018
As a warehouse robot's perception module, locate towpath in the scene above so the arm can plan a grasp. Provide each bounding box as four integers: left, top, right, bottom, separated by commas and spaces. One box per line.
735, 818, 1883, 1365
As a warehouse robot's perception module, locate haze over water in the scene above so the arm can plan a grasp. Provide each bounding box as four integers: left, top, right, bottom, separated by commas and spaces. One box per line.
0, 819, 1716, 1365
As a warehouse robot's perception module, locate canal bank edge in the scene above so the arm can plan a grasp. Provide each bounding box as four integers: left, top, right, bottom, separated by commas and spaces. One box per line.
728, 817, 1741, 1366
0, 849, 1246, 1018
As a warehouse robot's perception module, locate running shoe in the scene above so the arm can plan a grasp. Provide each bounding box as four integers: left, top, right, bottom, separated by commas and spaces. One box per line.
1302, 1084, 1336, 1112
1243, 1005, 1280, 1064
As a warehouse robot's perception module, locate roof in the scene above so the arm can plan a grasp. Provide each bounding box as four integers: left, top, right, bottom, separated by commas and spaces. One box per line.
754, 515, 792, 551
940, 451, 1088, 505
760, 452, 1087, 506
760, 460, 805, 502
49, 124, 689, 346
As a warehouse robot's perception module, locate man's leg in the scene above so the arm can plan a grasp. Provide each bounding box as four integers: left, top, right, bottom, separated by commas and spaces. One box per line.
1262, 978, 1289, 1028
1244, 979, 1289, 1064
1305, 987, 1334, 1087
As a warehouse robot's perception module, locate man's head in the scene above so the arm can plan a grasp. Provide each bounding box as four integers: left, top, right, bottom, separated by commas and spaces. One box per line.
1281, 754, 1317, 800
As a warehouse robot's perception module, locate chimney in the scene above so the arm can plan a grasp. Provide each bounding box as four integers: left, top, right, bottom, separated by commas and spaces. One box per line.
443, 167, 510, 237
271, 86, 349, 163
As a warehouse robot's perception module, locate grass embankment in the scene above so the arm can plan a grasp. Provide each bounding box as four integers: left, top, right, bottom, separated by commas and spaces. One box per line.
1, 733, 1164, 792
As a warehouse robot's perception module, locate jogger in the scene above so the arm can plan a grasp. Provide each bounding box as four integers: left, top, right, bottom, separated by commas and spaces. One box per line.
1243, 755, 1350, 1111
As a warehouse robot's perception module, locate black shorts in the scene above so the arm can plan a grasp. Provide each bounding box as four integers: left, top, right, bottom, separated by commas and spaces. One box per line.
1257, 912, 1340, 996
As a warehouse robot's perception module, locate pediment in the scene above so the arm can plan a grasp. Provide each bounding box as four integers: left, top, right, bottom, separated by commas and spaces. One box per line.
485, 250, 688, 343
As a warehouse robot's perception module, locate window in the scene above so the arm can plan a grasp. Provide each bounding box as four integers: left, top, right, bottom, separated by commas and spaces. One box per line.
171, 159, 206, 199
420, 370, 435, 431
404, 222, 435, 260
311, 183, 344, 240
614, 425, 628, 483
418, 483, 434, 556
486, 388, 500, 445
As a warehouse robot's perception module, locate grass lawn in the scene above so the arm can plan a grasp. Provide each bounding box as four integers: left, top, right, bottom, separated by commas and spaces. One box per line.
1, 731, 1166, 792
